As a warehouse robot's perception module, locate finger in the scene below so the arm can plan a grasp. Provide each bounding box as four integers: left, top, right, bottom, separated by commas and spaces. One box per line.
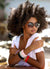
33, 37, 39, 42
40, 40, 43, 46
37, 40, 43, 43
39, 40, 43, 43
38, 40, 43, 47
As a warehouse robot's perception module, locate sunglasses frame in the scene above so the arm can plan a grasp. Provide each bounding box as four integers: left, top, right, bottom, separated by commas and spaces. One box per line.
27, 22, 40, 28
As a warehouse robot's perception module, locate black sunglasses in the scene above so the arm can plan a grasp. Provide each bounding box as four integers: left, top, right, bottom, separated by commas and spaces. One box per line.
27, 22, 40, 28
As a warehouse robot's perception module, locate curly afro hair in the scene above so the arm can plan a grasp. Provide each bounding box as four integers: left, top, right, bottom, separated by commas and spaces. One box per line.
7, 1, 48, 36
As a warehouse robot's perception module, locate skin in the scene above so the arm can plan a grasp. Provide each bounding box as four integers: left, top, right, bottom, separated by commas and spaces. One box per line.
22, 17, 38, 42
8, 17, 45, 69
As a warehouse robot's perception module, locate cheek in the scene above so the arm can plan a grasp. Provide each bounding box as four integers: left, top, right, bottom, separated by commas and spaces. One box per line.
34, 28, 38, 32
30, 28, 38, 33
34, 29, 38, 33
24, 25, 38, 33
36, 28, 38, 31
24, 26, 31, 32
35, 28, 38, 31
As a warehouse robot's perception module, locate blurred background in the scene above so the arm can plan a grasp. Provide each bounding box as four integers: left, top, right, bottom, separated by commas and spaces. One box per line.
0, 0, 50, 69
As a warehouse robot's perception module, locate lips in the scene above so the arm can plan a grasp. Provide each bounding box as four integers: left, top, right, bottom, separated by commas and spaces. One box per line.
31, 30, 35, 32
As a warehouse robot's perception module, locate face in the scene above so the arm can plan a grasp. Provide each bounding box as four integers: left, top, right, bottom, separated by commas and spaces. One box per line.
23, 17, 40, 35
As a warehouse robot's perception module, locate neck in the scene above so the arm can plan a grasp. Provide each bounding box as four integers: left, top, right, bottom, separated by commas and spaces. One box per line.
23, 32, 32, 42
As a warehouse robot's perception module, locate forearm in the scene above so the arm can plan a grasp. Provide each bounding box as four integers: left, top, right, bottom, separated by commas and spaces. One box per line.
24, 39, 43, 55
8, 43, 43, 66
8, 48, 31, 66
24, 46, 32, 55
8, 47, 31, 66
24, 56, 45, 69
8, 49, 29, 66
8, 53, 21, 66
24, 44, 42, 55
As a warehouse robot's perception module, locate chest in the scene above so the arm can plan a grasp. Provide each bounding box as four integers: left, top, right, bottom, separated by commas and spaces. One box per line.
19, 38, 27, 50
19, 40, 37, 59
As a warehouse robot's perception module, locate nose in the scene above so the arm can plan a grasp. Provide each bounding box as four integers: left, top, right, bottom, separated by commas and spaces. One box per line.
32, 25, 36, 29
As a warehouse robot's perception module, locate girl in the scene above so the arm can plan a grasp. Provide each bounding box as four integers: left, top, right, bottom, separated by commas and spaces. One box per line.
7, 1, 48, 69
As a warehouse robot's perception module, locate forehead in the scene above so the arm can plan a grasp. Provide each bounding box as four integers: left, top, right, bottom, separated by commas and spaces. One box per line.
27, 17, 37, 24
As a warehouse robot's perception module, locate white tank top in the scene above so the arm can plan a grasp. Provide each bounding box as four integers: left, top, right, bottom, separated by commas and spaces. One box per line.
11, 33, 44, 66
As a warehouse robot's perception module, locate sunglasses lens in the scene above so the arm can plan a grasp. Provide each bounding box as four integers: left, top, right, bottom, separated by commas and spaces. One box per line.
28, 23, 33, 27
35, 23, 40, 28
28, 22, 40, 28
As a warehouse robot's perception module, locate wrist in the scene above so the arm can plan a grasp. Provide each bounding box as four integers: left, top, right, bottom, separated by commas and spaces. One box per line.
15, 49, 20, 55
24, 56, 29, 62
18, 50, 27, 59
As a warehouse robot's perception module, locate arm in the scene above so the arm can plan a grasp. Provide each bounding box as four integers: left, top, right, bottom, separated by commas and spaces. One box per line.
24, 51, 45, 69
8, 38, 43, 66
8, 53, 21, 66
8, 42, 43, 66
8, 46, 21, 66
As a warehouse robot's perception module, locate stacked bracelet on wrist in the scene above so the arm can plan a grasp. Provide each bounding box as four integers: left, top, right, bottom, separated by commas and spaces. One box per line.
18, 52, 24, 59
18, 50, 29, 62
24, 56, 29, 62
18, 50, 27, 59
20, 50, 27, 58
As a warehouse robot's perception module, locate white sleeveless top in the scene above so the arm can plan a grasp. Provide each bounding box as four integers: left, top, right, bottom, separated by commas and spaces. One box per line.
11, 33, 44, 66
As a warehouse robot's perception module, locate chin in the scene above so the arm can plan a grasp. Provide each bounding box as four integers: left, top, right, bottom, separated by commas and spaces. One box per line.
30, 32, 36, 35
28, 31, 36, 36
29, 33, 35, 36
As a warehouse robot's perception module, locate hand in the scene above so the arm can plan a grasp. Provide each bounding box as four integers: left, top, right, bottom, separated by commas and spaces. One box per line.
30, 37, 43, 51
24, 37, 43, 55
10, 45, 18, 55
